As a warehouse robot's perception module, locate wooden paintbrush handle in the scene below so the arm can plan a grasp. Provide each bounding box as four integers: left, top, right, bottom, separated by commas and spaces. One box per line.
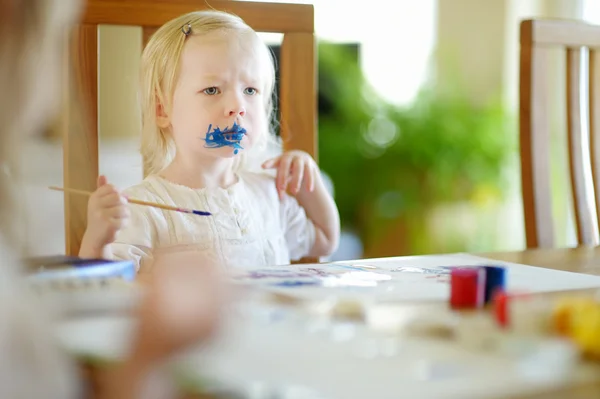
48, 186, 207, 215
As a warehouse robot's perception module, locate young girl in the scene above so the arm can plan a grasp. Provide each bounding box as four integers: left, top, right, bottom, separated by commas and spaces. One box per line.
79, 10, 340, 272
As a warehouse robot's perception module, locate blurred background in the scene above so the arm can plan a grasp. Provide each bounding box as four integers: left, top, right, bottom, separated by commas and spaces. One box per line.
22, 0, 600, 260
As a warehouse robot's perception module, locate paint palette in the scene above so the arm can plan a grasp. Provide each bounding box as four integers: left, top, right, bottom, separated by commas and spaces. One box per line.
26, 255, 136, 283
26, 255, 140, 315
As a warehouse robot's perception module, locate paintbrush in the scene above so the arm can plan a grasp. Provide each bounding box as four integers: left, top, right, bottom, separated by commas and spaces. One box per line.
49, 186, 211, 216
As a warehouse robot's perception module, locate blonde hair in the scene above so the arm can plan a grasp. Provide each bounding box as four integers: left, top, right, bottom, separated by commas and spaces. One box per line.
0, 0, 81, 249
0, 1, 82, 397
140, 10, 278, 175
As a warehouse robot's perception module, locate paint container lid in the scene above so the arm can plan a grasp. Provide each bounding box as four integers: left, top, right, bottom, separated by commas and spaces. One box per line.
483, 265, 506, 304
450, 267, 485, 310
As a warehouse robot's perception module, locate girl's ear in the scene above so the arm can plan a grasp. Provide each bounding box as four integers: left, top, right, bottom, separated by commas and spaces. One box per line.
156, 99, 170, 128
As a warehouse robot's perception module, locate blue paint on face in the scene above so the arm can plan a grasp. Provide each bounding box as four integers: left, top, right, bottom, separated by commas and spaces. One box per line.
203, 122, 247, 154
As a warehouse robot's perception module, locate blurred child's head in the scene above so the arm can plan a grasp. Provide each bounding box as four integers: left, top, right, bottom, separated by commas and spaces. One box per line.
0, 0, 81, 247
140, 10, 277, 175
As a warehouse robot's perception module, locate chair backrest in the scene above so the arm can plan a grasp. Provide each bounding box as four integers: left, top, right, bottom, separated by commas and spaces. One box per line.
62, 0, 317, 256
520, 18, 600, 248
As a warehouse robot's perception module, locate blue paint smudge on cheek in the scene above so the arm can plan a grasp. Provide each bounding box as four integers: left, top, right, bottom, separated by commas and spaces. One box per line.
202, 122, 247, 154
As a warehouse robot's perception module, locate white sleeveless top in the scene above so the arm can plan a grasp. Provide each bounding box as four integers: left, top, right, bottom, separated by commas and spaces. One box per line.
109, 171, 316, 273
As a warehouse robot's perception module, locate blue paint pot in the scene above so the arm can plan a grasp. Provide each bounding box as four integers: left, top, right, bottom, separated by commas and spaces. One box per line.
483, 265, 506, 304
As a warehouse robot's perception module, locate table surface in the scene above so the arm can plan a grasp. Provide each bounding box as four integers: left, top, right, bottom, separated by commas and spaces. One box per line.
189, 247, 600, 399
481, 246, 600, 298
83, 247, 600, 399
482, 246, 600, 275
477, 247, 600, 399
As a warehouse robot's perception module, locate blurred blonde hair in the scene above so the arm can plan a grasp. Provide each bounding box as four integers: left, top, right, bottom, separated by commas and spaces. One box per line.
0, 1, 82, 397
140, 10, 278, 176
0, 0, 81, 248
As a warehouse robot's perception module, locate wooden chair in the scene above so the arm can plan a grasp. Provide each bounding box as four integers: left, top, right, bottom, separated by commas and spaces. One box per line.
520, 18, 600, 249
63, 0, 317, 256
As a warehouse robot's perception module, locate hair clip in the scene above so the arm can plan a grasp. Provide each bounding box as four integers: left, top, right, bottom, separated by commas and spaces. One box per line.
181, 22, 192, 36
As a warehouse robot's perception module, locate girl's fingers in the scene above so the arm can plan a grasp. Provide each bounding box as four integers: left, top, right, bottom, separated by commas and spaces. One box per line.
290, 157, 304, 194
276, 156, 293, 197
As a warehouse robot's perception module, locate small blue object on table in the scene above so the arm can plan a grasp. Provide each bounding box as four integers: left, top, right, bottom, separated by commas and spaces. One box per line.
482, 265, 506, 304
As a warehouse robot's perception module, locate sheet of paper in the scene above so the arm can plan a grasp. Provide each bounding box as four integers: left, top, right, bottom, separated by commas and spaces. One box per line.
231, 253, 600, 302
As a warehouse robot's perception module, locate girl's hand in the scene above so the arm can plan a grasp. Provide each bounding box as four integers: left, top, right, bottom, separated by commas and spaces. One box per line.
83, 175, 129, 251
261, 150, 318, 200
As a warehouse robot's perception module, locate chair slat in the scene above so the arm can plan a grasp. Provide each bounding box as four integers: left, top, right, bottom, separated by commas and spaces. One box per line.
63, 25, 100, 256
82, 0, 313, 33
566, 47, 598, 246
530, 19, 600, 48
520, 30, 555, 248
589, 49, 600, 234
142, 26, 155, 47
279, 32, 317, 161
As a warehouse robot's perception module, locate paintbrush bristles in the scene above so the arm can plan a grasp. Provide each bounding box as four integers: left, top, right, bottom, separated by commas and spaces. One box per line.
48, 186, 211, 216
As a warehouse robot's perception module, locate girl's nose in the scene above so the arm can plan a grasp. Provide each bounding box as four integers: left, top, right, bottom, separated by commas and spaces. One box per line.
228, 108, 245, 117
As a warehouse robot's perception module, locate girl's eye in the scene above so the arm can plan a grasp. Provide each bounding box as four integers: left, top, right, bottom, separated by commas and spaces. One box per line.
203, 87, 220, 95
244, 87, 258, 95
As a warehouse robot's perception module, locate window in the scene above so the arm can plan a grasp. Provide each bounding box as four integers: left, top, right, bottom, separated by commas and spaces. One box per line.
240, 0, 437, 106
582, 0, 600, 23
